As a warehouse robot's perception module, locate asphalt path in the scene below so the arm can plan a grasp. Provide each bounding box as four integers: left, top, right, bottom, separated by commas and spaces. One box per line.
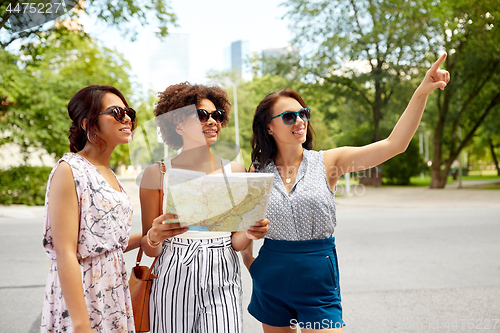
1, 180, 499, 332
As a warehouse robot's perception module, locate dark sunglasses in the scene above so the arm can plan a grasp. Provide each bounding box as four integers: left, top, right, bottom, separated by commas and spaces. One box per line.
99, 107, 136, 122
270, 107, 311, 125
196, 109, 225, 124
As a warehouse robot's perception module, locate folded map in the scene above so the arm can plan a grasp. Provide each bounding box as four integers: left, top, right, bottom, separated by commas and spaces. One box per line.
163, 170, 274, 232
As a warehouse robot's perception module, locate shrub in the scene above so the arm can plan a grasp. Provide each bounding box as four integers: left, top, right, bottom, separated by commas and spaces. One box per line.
0, 166, 52, 206
382, 138, 424, 185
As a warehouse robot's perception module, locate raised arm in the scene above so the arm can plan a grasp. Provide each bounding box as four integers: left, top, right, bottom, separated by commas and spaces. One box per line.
324, 53, 450, 183
48, 162, 92, 333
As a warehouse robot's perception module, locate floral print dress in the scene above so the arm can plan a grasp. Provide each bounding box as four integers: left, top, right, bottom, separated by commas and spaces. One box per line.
41, 153, 135, 332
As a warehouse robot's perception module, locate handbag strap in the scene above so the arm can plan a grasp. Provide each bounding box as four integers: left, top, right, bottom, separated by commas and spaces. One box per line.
134, 161, 165, 271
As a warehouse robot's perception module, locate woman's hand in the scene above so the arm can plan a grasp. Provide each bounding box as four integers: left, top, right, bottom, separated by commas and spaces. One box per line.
246, 219, 270, 240
147, 213, 188, 244
417, 53, 450, 95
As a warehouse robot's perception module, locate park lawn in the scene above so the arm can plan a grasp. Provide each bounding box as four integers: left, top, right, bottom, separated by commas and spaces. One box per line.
336, 174, 500, 189
407, 175, 500, 188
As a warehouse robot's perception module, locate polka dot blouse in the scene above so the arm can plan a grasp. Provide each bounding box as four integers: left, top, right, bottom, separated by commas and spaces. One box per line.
260, 149, 337, 241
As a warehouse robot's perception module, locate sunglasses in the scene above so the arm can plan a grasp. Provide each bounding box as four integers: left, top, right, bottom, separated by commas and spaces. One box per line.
270, 108, 311, 125
99, 107, 136, 122
196, 109, 225, 124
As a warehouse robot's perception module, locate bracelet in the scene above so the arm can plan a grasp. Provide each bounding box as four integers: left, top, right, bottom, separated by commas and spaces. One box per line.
147, 229, 161, 248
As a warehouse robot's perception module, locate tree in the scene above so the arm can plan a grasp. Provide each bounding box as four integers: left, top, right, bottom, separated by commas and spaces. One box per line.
208, 70, 337, 168
417, 0, 500, 187
489, 138, 500, 176
284, 0, 431, 142
469, 119, 500, 176
0, 0, 177, 49
0, 28, 135, 164
281, 0, 434, 185
283, 0, 500, 188
1, 0, 178, 167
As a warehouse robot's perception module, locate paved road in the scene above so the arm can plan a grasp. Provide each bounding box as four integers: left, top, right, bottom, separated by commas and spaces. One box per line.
1, 180, 499, 332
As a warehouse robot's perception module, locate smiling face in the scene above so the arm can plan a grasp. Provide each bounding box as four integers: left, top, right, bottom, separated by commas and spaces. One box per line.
198, 98, 222, 145
177, 98, 222, 148
95, 92, 133, 147
267, 97, 308, 146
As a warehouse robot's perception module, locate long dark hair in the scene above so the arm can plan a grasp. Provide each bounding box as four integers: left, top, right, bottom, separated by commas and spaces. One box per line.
251, 89, 315, 170
68, 85, 133, 153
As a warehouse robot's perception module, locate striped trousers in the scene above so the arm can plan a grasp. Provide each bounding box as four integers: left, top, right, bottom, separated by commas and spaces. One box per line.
149, 237, 243, 333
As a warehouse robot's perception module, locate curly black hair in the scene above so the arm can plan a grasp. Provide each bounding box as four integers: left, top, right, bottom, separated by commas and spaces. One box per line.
154, 82, 231, 150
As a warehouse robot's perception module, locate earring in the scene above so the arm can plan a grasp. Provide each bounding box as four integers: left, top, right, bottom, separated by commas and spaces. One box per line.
87, 132, 96, 142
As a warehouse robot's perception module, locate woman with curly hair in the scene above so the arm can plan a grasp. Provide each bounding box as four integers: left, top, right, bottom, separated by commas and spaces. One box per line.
41, 85, 142, 332
139, 82, 269, 333
246, 54, 450, 332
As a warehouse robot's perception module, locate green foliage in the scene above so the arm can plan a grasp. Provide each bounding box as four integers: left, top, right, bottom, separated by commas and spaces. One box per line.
126, 89, 165, 168
208, 73, 337, 168
0, 0, 177, 49
0, 28, 135, 164
418, 0, 500, 187
278, 0, 500, 188
382, 138, 424, 185
282, 0, 431, 144
0, 165, 52, 205
209, 74, 298, 167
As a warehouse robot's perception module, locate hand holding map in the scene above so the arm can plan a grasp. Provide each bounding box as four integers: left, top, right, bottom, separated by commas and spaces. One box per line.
164, 170, 274, 232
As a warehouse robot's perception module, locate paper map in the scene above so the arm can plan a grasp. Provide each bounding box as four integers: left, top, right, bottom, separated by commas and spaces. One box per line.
163, 170, 274, 232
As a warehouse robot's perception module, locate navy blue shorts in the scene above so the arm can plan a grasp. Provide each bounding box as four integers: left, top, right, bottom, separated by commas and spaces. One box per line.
248, 236, 344, 329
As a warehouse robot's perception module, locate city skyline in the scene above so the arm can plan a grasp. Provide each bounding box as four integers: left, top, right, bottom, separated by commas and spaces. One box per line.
83, 0, 293, 95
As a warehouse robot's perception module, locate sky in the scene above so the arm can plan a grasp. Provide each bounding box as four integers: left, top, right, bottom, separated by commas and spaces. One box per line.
83, 0, 294, 95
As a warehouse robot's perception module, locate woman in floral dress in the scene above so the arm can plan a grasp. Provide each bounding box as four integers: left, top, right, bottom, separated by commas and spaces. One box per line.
41, 85, 142, 333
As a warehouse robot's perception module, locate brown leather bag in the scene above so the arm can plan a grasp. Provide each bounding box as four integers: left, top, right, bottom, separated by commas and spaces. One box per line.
128, 161, 164, 332
129, 249, 158, 332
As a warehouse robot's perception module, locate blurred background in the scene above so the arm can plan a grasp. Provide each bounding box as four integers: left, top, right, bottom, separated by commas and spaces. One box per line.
1, 0, 499, 202
1, 2, 500, 333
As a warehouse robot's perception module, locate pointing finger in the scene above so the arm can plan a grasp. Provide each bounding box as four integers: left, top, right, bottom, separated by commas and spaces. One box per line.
430, 52, 447, 73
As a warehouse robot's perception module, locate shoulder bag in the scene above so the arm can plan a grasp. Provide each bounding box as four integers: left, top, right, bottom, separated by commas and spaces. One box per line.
128, 161, 165, 332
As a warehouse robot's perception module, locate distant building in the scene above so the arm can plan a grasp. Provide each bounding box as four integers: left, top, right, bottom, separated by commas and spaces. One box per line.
260, 45, 300, 76
147, 33, 190, 92
225, 40, 252, 81
261, 45, 299, 59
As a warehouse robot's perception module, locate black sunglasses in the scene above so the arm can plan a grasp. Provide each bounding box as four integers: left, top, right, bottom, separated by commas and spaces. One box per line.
99, 107, 136, 122
196, 109, 225, 124
270, 107, 311, 125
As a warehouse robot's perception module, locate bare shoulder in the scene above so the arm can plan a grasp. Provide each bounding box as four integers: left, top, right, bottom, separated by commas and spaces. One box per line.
48, 161, 77, 204
140, 163, 163, 190
230, 161, 247, 173
50, 161, 74, 188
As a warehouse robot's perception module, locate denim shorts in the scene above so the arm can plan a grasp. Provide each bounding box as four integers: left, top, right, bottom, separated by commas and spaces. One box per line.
248, 236, 344, 329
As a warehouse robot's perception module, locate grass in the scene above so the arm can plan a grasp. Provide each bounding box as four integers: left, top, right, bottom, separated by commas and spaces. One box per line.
467, 170, 499, 176
336, 174, 500, 189
407, 174, 500, 188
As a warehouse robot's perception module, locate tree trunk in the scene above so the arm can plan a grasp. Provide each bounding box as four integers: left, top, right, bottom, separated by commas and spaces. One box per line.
358, 166, 382, 187
489, 139, 500, 176
430, 114, 447, 188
